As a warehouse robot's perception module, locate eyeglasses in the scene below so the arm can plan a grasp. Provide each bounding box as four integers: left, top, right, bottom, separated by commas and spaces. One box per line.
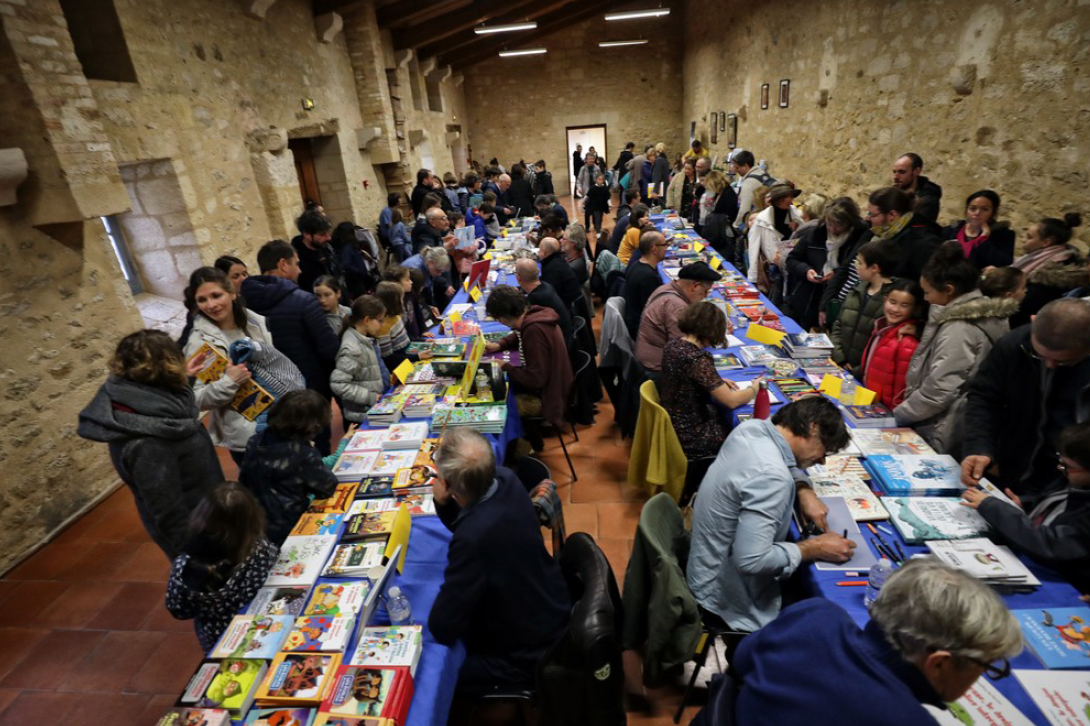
865, 211, 884, 219
1029, 348, 1085, 367
1058, 453, 1087, 475
964, 655, 1012, 681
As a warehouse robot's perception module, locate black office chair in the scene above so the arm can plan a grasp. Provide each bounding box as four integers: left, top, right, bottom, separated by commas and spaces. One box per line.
514, 455, 551, 492
679, 455, 717, 508
522, 349, 591, 482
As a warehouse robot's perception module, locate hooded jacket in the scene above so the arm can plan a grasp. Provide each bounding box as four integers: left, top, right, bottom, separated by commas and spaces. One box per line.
894, 291, 1018, 453
497, 306, 574, 428
702, 187, 741, 258
330, 327, 388, 423
830, 278, 898, 369
78, 377, 223, 558
747, 204, 804, 283
1012, 256, 1089, 329
861, 318, 921, 410
241, 275, 339, 399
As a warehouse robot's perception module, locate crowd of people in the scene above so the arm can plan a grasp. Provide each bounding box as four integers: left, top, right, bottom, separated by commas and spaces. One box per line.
72, 136, 1090, 723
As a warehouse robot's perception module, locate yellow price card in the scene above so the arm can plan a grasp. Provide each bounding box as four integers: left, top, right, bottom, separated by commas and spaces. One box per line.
746, 323, 786, 346
392, 358, 415, 384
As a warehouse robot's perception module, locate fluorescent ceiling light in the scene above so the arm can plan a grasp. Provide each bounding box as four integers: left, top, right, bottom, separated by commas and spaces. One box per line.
599, 39, 649, 47
498, 48, 547, 57
605, 8, 671, 20
475, 21, 537, 34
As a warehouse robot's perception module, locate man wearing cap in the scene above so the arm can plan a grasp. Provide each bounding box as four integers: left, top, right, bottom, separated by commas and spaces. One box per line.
636, 261, 722, 373
747, 183, 805, 303
683, 138, 710, 162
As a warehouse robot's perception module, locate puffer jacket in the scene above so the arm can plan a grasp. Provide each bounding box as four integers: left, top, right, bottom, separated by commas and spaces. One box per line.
830, 279, 899, 369
184, 311, 275, 452
860, 318, 921, 409
894, 291, 1019, 453
330, 328, 388, 423
1012, 257, 1089, 329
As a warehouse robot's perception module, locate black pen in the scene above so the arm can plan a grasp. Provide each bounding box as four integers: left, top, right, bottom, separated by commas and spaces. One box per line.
893, 540, 906, 562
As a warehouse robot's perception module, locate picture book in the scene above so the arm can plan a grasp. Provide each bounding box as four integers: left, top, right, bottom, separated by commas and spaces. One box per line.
180, 659, 268, 719
311, 715, 387, 726
188, 343, 274, 422
256, 652, 342, 707
243, 707, 317, 726
283, 615, 355, 653
809, 475, 888, 521
926, 539, 1040, 590
738, 345, 788, 367
380, 422, 429, 451
156, 707, 231, 726
265, 535, 338, 587
247, 586, 311, 618
769, 377, 822, 403
808, 455, 870, 481
319, 665, 413, 722
414, 439, 438, 468
396, 492, 435, 516
290, 514, 345, 537
923, 679, 1032, 726
346, 498, 396, 515
332, 452, 379, 483
883, 497, 989, 544
849, 428, 937, 457
392, 465, 435, 493
867, 454, 966, 496
452, 224, 476, 251
368, 451, 417, 478
1014, 607, 1090, 669
304, 582, 370, 618
348, 625, 424, 675
355, 476, 395, 499
405, 339, 465, 357
307, 484, 359, 513
1014, 669, 1090, 724
711, 353, 743, 371
343, 430, 386, 453
340, 511, 397, 542
210, 615, 293, 659
322, 542, 386, 578
841, 402, 899, 428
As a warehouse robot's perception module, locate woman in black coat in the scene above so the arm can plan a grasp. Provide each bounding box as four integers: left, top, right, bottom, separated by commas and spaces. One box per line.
790, 198, 869, 331
941, 190, 1015, 270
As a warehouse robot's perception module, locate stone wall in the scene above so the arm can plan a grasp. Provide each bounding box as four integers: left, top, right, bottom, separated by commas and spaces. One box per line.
464, 13, 686, 196
682, 0, 1090, 237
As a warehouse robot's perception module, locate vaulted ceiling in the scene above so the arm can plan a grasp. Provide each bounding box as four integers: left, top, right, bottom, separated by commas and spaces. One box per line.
312, 0, 635, 70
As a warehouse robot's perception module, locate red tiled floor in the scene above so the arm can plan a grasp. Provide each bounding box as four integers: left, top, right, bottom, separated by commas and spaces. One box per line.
122, 542, 173, 582
4, 542, 99, 581
0, 691, 17, 717
139, 599, 193, 633
58, 541, 140, 582
0, 691, 86, 726
35, 581, 126, 630
564, 502, 598, 538
125, 632, 204, 695
0, 629, 49, 683
85, 581, 167, 631
136, 693, 182, 726
597, 501, 645, 541
0, 581, 70, 628
0, 629, 106, 689
57, 692, 154, 724
58, 631, 166, 692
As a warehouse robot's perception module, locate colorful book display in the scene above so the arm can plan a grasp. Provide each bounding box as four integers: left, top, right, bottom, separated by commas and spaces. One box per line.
265, 535, 338, 587
867, 455, 966, 497
255, 652, 342, 707
882, 497, 989, 544
1014, 607, 1090, 669
188, 343, 274, 421
210, 615, 293, 659
179, 660, 268, 718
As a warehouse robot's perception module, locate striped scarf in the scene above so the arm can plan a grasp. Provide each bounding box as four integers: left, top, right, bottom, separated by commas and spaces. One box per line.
1013, 244, 1077, 276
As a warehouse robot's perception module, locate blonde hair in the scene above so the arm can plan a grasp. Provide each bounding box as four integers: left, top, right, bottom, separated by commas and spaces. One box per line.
702, 170, 728, 194
655, 142, 666, 153
752, 184, 772, 211
798, 193, 829, 222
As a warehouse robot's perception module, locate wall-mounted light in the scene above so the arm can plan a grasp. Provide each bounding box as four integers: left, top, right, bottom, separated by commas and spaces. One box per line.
475, 21, 537, 34
301, 98, 315, 111
498, 48, 547, 57
598, 39, 649, 47
605, 8, 670, 20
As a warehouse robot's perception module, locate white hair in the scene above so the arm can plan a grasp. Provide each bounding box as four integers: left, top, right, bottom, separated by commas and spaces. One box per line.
420, 246, 451, 271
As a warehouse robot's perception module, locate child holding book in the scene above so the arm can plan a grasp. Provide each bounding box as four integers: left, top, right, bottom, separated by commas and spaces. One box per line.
314, 275, 351, 335
859, 279, 923, 409
238, 390, 340, 544
330, 295, 391, 424
962, 421, 1090, 593
166, 481, 280, 653
830, 241, 902, 373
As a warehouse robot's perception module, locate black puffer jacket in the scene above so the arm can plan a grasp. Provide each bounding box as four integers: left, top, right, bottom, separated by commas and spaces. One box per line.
78, 377, 222, 558
238, 429, 339, 544
241, 275, 339, 398
784, 222, 868, 332
1011, 257, 1088, 329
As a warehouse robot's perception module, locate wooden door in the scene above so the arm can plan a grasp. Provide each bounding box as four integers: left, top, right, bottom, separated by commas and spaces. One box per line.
289, 138, 322, 207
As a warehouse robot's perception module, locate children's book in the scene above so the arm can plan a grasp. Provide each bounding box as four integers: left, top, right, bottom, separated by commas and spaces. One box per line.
210, 615, 293, 659
348, 625, 424, 676
188, 343, 275, 422
318, 665, 413, 723
392, 466, 435, 493
809, 475, 888, 521
396, 492, 436, 517
332, 453, 379, 483
882, 497, 989, 544
355, 476, 395, 499
808, 455, 871, 481
243, 707, 317, 726
849, 428, 937, 457
1013, 607, 1090, 669
256, 652, 342, 707
283, 615, 355, 653
343, 430, 386, 453
307, 484, 359, 513
452, 225, 476, 251
340, 511, 397, 542
247, 586, 312, 618
842, 402, 899, 428
368, 451, 417, 478
405, 340, 465, 357
322, 542, 386, 578
180, 659, 268, 719
156, 708, 231, 726
1014, 669, 1090, 724
380, 422, 429, 451
290, 514, 345, 537
926, 538, 1040, 591
923, 678, 1033, 726
710, 353, 744, 371
867, 454, 966, 496
738, 345, 788, 367
414, 439, 439, 468
304, 582, 370, 618
265, 535, 338, 587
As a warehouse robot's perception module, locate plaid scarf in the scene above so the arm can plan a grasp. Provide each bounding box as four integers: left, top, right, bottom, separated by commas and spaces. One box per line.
530, 479, 566, 556
870, 211, 913, 241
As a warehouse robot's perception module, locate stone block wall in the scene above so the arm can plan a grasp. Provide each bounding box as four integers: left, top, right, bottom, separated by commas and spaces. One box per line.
682, 0, 1090, 237
463, 13, 686, 196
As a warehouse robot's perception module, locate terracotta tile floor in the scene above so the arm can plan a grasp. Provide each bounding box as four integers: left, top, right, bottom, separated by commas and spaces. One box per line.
0, 199, 707, 724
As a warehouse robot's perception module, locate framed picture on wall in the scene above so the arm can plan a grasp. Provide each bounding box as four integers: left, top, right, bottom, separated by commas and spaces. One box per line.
761, 84, 770, 110
710, 112, 718, 144
726, 114, 737, 149
779, 79, 790, 108
720, 112, 726, 132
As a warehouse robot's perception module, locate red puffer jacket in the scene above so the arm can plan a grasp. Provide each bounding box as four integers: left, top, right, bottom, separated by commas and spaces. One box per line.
861, 318, 920, 409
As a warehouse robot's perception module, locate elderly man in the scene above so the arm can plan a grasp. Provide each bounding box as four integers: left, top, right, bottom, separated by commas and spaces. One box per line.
514, 257, 572, 345
428, 428, 570, 691
411, 207, 455, 255
962, 297, 1090, 495
727, 560, 1022, 726
688, 397, 855, 633
893, 152, 942, 223
403, 246, 454, 309
635, 261, 721, 372
410, 168, 434, 217
538, 236, 583, 309
495, 173, 515, 225
291, 209, 338, 293
623, 230, 668, 338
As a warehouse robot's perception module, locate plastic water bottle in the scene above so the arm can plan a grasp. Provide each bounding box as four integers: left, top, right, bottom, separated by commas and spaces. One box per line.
386, 586, 413, 625
865, 558, 893, 609
839, 377, 857, 406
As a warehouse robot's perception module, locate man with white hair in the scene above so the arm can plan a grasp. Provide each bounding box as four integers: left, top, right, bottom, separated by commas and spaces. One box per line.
538, 236, 583, 309
428, 428, 570, 692
411, 206, 455, 255
727, 559, 1023, 725
515, 257, 572, 345
495, 173, 515, 225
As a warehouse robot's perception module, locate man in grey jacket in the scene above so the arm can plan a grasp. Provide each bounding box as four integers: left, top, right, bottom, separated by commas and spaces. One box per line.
688, 397, 855, 632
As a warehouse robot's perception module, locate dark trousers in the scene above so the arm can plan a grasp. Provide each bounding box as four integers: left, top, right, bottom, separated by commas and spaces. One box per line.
584, 209, 604, 231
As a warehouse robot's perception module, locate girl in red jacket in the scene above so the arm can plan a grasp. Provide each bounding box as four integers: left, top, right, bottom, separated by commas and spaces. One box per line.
860, 279, 924, 409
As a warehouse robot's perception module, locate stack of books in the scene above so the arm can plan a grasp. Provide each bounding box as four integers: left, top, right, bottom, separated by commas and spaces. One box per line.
405, 338, 465, 357
809, 474, 888, 521
342, 429, 385, 454
849, 428, 937, 456
738, 345, 789, 368
366, 397, 403, 427
431, 404, 507, 434
926, 538, 1040, 591
783, 333, 834, 359
866, 454, 967, 496
841, 402, 898, 428
381, 422, 429, 451
319, 664, 414, 724
882, 497, 989, 544
349, 625, 424, 675
400, 393, 438, 418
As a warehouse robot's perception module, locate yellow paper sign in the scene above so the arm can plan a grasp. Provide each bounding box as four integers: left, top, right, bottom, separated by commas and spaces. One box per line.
469, 287, 482, 302
462, 277, 469, 292
448, 309, 462, 324
818, 374, 842, 398
694, 242, 705, 252
384, 503, 411, 572
746, 323, 786, 346
392, 358, 415, 384
710, 256, 722, 270
483, 251, 492, 260
853, 386, 877, 406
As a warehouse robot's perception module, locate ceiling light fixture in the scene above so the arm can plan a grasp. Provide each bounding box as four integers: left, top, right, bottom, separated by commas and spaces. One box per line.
598, 39, 649, 47
475, 21, 537, 34
498, 48, 547, 57
604, 8, 670, 21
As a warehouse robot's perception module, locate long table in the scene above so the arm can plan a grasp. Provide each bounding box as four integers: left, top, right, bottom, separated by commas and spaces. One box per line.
651, 215, 1080, 725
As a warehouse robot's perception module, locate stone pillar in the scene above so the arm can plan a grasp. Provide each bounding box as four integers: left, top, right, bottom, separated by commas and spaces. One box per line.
342, 4, 399, 165
246, 128, 298, 241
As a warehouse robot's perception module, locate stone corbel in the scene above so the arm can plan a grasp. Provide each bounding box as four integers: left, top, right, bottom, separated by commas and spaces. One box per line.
245, 127, 288, 153
315, 12, 343, 43
445, 131, 460, 144
244, 0, 276, 19
430, 65, 452, 83
0, 148, 28, 206
419, 56, 438, 76
451, 73, 464, 87
394, 49, 413, 69
356, 127, 383, 149
408, 129, 427, 147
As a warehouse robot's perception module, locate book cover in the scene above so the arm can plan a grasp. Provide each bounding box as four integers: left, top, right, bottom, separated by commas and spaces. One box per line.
396, 492, 435, 516
392, 466, 435, 492
343, 430, 386, 453
414, 439, 439, 468
247, 586, 312, 618
926, 538, 1040, 588
850, 428, 937, 457
340, 511, 397, 542
924, 679, 1033, 726
156, 707, 231, 726
188, 344, 275, 422
381, 422, 428, 450
290, 514, 345, 537
307, 484, 359, 514
322, 542, 386, 578
1014, 669, 1090, 723
332, 453, 379, 483
711, 353, 743, 370
809, 475, 888, 521
311, 715, 389, 726
265, 535, 338, 587
244, 707, 317, 726
808, 455, 871, 481
368, 451, 417, 478
1013, 607, 1090, 669
842, 403, 899, 428
883, 497, 989, 544
867, 454, 966, 496
347, 626, 424, 675
304, 582, 370, 618
210, 615, 293, 659
180, 659, 267, 718
319, 665, 411, 721
355, 477, 395, 499
283, 615, 355, 653
256, 652, 342, 706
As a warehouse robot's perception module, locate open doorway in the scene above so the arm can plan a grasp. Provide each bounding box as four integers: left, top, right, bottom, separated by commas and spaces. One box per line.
565, 125, 607, 197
